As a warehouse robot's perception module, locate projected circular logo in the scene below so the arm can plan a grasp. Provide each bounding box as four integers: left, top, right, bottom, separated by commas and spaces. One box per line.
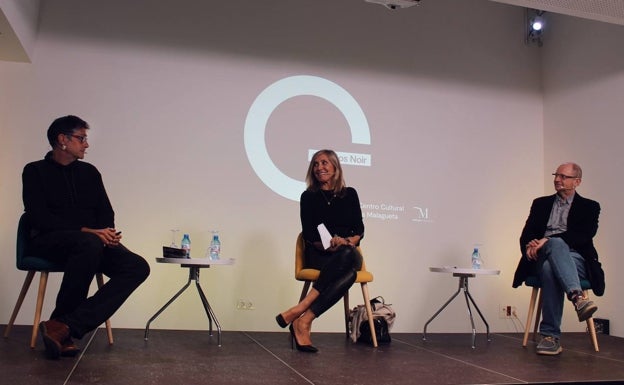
244, 75, 371, 201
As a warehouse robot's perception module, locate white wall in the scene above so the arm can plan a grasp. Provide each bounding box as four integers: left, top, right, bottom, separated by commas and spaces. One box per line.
1, 0, 551, 335
542, 14, 624, 337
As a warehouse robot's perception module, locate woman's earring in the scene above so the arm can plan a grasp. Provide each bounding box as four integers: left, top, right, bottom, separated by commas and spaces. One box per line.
62, 144, 67, 150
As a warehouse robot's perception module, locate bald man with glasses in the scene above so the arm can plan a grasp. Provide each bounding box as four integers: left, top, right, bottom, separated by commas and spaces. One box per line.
512, 162, 602, 355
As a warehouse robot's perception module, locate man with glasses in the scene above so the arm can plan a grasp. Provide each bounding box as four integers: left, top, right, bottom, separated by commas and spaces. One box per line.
512, 162, 601, 355
22, 115, 150, 359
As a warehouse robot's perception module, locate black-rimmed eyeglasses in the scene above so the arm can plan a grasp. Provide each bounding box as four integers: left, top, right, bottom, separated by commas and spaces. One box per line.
67, 134, 88, 144
552, 173, 578, 180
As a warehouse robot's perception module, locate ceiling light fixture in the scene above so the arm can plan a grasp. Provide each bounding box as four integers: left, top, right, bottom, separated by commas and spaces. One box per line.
526, 9, 546, 47
364, 0, 421, 10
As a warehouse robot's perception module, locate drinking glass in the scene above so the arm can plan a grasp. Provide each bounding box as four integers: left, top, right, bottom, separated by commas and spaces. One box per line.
170, 229, 180, 248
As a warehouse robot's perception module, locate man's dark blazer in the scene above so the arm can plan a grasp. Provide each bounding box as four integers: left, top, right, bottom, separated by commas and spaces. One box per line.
512, 192, 600, 289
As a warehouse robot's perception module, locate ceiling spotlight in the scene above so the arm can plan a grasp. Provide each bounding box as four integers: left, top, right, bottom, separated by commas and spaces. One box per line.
531, 16, 544, 31
365, 0, 421, 10
526, 9, 546, 47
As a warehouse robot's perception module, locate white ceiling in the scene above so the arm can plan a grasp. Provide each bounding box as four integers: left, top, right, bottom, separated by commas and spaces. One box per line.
489, 0, 624, 25
0, 7, 30, 62
1, 0, 623, 63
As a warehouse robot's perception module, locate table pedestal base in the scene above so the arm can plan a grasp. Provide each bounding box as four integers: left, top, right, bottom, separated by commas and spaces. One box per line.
422, 273, 490, 348
144, 265, 222, 346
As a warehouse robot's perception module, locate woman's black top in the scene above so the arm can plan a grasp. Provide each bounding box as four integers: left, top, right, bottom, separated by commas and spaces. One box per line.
300, 187, 364, 246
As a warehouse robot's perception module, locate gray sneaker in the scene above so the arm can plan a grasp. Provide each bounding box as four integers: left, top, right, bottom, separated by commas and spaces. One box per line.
575, 297, 598, 322
536, 336, 562, 355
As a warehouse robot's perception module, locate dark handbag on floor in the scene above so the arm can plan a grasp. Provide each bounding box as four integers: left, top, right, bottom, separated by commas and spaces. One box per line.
586, 257, 605, 296
358, 316, 391, 345
354, 296, 395, 345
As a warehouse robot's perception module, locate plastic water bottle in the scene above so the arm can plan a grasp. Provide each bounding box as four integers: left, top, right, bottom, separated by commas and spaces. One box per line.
181, 234, 191, 258
471, 247, 482, 269
209, 231, 221, 260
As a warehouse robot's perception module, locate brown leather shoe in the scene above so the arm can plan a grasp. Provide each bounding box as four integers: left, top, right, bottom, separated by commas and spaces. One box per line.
39, 319, 70, 359
60, 337, 81, 357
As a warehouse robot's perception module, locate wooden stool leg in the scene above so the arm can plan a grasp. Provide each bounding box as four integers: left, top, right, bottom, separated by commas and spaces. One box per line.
587, 317, 599, 352
523, 287, 539, 347
31, 272, 49, 349
96, 273, 114, 345
4, 271, 36, 339
533, 290, 543, 341
299, 281, 311, 302
582, 290, 599, 352
361, 283, 378, 348
343, 291, 350, 339
103, 319, 114, 345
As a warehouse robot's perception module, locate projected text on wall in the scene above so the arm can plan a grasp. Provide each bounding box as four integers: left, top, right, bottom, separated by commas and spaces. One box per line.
244, 75, 433, 225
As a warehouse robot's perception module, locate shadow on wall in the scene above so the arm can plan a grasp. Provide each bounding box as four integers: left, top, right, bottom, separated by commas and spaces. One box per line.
40, 0, 540, 90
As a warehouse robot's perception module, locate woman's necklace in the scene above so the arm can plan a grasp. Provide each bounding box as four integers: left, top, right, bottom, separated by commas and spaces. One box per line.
320, 189, 336, 206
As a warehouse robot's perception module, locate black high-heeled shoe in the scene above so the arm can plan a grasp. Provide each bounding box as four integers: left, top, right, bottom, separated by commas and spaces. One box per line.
275, 314, 288, 328
289, 324, 318, 353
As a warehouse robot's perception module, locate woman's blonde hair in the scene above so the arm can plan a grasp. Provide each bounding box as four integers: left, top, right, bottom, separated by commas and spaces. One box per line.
305, 149, 346, 195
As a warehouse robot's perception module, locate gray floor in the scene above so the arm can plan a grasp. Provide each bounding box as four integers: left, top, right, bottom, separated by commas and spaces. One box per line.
2, 325, 624, 384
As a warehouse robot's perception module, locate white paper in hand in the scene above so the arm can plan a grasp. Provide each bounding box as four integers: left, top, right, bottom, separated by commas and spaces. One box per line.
317, 223, 332, 250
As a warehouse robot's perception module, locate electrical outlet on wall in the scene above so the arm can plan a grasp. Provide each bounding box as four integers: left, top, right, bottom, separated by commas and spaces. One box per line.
236, 299, 255, 310
499, 305, 517, 318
